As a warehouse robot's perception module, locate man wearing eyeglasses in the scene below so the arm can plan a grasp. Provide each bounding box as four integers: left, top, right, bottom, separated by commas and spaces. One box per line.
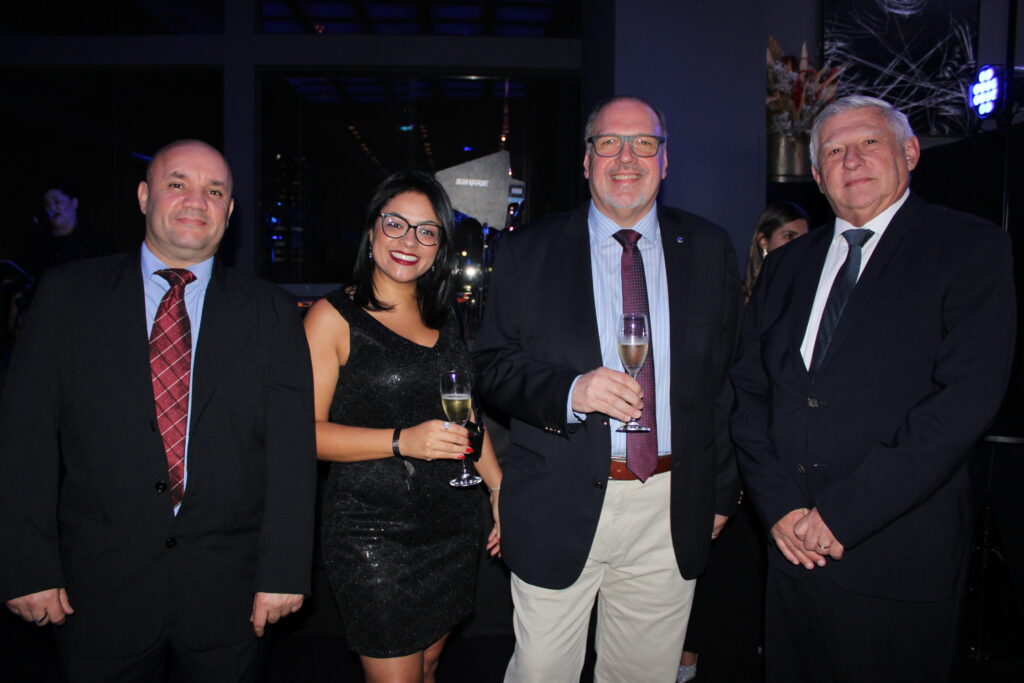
475, 96, 742, 682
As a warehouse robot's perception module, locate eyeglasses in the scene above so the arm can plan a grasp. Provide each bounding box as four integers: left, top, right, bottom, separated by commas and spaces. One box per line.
586, 134, 666, 158
379, 212, 444, 247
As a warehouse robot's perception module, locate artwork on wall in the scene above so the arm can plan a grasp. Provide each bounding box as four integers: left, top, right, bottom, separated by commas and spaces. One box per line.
823, 0, 979, 136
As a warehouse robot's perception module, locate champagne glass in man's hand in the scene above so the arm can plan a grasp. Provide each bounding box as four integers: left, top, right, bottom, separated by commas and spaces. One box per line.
616, 313, 651, 433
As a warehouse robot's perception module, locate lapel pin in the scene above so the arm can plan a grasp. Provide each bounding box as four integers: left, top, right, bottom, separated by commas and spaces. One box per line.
676, 236, 684, 244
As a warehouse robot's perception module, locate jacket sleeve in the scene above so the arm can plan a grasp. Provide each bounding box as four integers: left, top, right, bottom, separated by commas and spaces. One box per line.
253, 288, 317, 594
473, 233, 580, 436
816, 226, 1016, 548
712, 236, 743, 516
730, 258, 812, 531
0, 273, 67, 600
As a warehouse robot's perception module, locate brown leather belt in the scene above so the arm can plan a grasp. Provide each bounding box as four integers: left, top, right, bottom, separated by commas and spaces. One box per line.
609, 454, 672, 480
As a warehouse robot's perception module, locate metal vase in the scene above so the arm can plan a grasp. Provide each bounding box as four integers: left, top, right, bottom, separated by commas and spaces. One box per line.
768, 134, 811, 182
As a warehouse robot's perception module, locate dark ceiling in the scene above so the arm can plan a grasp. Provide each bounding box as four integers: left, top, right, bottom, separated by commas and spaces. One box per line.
0, 1, 580, 38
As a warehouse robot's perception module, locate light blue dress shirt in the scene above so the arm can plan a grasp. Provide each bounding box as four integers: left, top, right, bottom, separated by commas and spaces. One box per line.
141, 243, 214, 510
568, 202, 672, 458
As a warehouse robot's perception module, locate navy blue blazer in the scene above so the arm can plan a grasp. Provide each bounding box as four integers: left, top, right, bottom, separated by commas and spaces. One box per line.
474, 204, 743, 588
731, 193, 1016, 601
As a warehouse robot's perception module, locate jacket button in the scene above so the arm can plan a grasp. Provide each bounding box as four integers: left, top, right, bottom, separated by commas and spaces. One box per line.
155, 481, 167, 493
807, 398, 820, 408
593, 480, 605, 489
796, 464, 806, 474
165, 537, 177, 549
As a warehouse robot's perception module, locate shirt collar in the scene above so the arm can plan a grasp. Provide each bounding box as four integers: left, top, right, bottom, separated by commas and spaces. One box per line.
140, 242, 214, 289
833, 189, 910, 240
588, 201, 660, 246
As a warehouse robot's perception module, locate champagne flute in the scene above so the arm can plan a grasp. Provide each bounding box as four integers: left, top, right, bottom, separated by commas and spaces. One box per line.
441, 370, 482, 487
616, 313, 651, 433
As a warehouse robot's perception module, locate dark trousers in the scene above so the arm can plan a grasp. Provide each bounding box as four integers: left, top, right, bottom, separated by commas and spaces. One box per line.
57, 619, 267, 683
765, 564, 959, 683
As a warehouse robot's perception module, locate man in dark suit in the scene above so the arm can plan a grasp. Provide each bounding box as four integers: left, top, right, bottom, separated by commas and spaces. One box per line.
0, 140, 316, 681
474, 96, 742, 682
732, 96, 1016, 682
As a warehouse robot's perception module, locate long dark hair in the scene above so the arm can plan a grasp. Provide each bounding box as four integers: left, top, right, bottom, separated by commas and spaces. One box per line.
351, 171, 458, 329
744, 201, 808, 300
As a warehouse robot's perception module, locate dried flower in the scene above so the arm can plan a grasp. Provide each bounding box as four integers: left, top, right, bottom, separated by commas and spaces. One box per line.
767, 36, 845, 136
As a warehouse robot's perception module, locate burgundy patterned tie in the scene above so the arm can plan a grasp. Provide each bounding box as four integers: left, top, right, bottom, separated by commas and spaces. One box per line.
150, 268, 196, 508
613, 229, 658, 481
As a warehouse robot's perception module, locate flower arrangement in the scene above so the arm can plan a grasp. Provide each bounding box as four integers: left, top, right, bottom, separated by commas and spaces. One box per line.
767, 36, 845, 137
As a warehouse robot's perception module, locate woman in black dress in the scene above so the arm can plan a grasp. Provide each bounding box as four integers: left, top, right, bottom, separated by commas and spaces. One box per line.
304, 172, 502, 683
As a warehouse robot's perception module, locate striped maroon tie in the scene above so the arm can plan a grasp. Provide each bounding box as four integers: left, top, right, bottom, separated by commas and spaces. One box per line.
613, 229, 658, 481
150, 268, 196, 508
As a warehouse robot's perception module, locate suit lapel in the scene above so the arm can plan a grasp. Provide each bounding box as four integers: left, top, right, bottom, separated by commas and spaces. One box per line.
560, 206, 603, 371
96, 252, 157, 406
788, 228, 832, 379
190, 262, 253, 430
815, 194, 926, 374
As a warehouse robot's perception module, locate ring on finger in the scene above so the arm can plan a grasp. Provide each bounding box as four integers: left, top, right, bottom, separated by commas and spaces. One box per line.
443, 422, 450, 431
816, 543, 831, 551
33, 615, 47, 624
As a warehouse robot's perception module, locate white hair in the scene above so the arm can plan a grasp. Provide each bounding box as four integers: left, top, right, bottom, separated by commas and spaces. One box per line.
809, 95, 915, 168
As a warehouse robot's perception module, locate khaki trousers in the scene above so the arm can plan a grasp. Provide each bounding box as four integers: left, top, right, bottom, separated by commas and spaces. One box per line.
505, 472, 695, 683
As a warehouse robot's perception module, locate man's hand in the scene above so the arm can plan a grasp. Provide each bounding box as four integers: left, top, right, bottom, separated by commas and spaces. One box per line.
793, 507, 845, 560
711, 514, 729, 539
771, 509, 826, 569
6, 588, 74, 626
250, 592, 303, 637
571, 367, 643, 423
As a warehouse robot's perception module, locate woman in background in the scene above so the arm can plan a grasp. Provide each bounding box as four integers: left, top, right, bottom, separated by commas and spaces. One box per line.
304, 171, 501, 683
678, 201, 809, 683
742, 201, 810, 300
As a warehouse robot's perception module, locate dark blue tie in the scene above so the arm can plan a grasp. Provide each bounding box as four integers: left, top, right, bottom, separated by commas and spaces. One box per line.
810, 229, 874, 374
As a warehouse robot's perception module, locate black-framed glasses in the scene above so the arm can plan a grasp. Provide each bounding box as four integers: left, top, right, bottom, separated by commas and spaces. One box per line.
379, 212, 444, 247
586, 134, 666, 157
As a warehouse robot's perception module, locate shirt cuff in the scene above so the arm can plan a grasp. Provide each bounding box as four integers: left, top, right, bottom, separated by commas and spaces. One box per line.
566, 375, 587, 424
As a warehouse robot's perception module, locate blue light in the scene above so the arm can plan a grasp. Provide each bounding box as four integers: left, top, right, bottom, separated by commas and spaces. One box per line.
463, 146, 474, 152
399, 124, 414, 132
970, 65, 1003, 119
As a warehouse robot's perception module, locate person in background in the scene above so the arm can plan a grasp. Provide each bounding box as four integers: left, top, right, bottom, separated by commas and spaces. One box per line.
303, 171, 501, 683
732, 96, 1016, 682
742, 201, 810, 301
31, 179, 114, 277
677, 200, 809, 682
474, 96, 742, 683
0, 139, 317, 682
7, 180, 114, 346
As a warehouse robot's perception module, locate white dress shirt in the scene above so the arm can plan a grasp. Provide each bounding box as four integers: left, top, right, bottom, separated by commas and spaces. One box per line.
800, 190, 910, 368
566, 202, 672, 458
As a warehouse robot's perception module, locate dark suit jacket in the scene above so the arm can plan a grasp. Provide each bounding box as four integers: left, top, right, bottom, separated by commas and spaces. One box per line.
0, 250, 317, 656
731, 193, 1016, 601
473, 204, 742, 589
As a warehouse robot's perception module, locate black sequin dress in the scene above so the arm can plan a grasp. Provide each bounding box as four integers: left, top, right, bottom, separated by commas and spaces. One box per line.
320, 291, 482, 658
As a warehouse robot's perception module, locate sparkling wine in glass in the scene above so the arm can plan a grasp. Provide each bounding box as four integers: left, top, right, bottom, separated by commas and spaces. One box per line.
616, 313, 651, 433
441, 370, 482, 487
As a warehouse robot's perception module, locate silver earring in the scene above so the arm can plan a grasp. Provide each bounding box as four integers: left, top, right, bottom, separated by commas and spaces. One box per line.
761, 248, 767, 258
368, 244, 373, 260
